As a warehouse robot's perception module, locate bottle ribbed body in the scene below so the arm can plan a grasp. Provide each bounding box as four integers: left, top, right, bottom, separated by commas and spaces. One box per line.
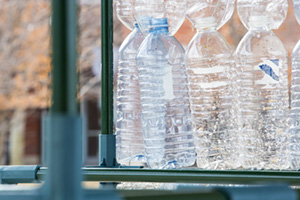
185, 30, 239, 169
137, 23, 195, 169
116, 0, 135, 30
235, 29, 289, 170
116, 27, 146, 166
290, 40, 300, 169
291, 41, 300, 119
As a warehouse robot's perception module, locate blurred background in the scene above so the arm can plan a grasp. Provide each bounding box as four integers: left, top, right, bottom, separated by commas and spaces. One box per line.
0, 0, 298, 166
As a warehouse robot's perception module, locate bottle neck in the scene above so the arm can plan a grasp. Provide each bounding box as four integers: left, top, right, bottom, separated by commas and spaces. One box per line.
197, 27, 217, 32
149, 18, 170, 34
249, 16, 271, 31
195, 17, 218, 31
250, 27, 272, 31
150, 25, 169, 33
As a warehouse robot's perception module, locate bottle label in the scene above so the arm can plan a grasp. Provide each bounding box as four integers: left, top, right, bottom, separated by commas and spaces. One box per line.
163, 65, 175, 100
192, 65, 227, 89
255, 59, 280, 88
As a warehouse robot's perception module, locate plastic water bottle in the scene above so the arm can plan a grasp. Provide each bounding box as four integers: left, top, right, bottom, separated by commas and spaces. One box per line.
185, 4, 238, 169
116, 0, 135, 30
290, 0, 300, 169
136, 18, 195, 169
116, 22, 146, 166
236, 0, 289, 170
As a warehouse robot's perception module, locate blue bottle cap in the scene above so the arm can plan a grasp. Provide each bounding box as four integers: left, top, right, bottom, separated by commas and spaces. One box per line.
151, 18, 168, 26
150, 18, 169, 33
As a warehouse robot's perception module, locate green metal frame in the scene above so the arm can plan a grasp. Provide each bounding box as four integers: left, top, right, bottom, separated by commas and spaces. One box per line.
21, 167, 300, 186
99, 0, 120, 168
0, 165, 40, 184
51, 0, 78, 115
101, 0, 114, 136
3, 166, 300, 186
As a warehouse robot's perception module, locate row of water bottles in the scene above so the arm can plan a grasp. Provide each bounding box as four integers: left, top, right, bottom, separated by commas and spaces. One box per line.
115, 0, 300, 170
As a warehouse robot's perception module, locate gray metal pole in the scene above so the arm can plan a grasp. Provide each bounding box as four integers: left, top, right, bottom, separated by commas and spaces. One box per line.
43, 0, 83, 200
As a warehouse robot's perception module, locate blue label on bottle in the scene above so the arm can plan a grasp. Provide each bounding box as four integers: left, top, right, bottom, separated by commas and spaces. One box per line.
255, 59, 280, 88
259, 61, 280, 81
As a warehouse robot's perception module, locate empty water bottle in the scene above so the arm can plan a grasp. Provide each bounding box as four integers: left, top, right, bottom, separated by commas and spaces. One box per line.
185, 0, 238, 170
236, 0, 289, 169
136, 18, 195, 169
116, 22, 146, 166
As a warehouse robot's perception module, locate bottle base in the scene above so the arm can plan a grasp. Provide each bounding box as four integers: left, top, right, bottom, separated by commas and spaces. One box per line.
147, 157, 196, 169
118, 155, 147, 167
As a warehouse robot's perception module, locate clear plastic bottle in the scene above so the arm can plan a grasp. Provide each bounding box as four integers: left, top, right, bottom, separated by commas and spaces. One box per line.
290, 0, 300, 170
185, 16, 239, 170
235, 12, 289, 169
116, 22, 146, 166
116, 0, 135, 30
136, 18, 195, 169
134, 0, 186, 35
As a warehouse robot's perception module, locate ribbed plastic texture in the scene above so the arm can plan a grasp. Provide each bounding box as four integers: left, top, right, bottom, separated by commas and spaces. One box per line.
116, 24, 146, 166
136, 18, 195, 169
185, 1, 238, 170
116, 0, 135, 30
236, 1, 289, 170
290, 0, 300, 170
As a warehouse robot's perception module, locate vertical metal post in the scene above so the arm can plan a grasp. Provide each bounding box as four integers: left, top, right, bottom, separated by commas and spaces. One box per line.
43, 0, 80, 166
44, 115, 82, 200
43, 0, 83, 200
101, 0, 114, 135
99, 0, 119, 167
51, 0, 79, 115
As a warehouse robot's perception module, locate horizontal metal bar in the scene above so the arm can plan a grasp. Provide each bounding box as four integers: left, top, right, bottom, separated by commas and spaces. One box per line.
0, 165, 41, 184
36, 167, 300, 185
84, 189, 122, 200
0, 187, 254, 200
119, 189, 227, 200
0, 187, 295, 200
0, 188, 42, 200
0, 188, 121, 200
